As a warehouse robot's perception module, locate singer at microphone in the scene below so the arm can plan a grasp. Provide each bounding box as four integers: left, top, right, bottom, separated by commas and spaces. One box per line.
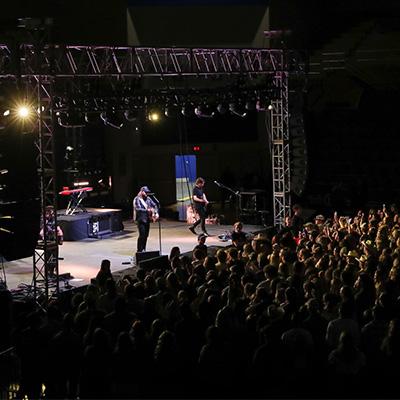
133, 186, 159, 252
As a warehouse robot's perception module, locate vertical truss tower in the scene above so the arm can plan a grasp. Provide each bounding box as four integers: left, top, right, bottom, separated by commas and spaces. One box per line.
270, 66, 291, 230
32, 73, 59, 303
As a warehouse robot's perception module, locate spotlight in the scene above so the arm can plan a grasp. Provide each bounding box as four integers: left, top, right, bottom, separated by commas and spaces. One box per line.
256, 98, 272, 112
84, 112, 101, 124
36, 105, 45, 115
124, 109, 138, 122
268, 104, 274, 110
147, 106, 162, 122
164, 105, 178, 118
245, 100, 256, 111
181, 104, 194, 117
148, 111, 160, 122
217, 103, 228, 115
194, 104, 214, 119
17, 105, 31, 119
3, 110, 10, 117
229, 103, 247, 118
58, 111, 86, 128
101, 110, 124, 129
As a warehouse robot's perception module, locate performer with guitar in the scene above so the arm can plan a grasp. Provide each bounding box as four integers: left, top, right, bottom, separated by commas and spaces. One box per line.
133, 186, 159, 252
189, 177, 210, 236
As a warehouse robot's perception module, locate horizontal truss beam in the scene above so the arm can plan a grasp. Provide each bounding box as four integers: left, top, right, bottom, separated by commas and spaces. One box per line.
0, 45, 300, 78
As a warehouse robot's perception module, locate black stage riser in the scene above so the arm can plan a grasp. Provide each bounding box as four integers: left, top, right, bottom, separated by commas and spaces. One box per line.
57, 208, 123, 241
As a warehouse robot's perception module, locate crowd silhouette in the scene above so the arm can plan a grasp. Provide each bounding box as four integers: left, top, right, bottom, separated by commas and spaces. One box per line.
1, 205, 400, 398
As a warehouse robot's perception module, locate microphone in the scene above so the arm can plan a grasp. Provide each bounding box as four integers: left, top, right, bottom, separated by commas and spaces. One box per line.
214, 180, 221, 187
147, 192, 155, 196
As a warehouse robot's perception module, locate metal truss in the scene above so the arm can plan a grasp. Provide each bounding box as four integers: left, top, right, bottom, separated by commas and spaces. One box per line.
0, 45, 298, 77
269, 67, 291, 230
32, 74, 59, 303
0, 43, 298, 241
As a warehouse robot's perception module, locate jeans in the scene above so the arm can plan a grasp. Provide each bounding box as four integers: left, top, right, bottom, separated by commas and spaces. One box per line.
137, 220, 150, 252
192, 206, 207, 233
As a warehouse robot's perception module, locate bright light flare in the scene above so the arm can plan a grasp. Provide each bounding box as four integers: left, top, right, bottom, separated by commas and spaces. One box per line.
148, 111, 160, 122
17, 105, 31, 119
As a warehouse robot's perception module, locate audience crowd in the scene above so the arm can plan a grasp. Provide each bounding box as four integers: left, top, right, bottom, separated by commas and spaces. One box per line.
2, 204, 400, 398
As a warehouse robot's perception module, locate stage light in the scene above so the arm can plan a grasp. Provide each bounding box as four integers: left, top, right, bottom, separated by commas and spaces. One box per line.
229, 103, 247, 118
217, 103, 228, 114
3, 110, 10, 117
101, 110, 124, 129
164, 105, 178, 118
245, 100, 256, 111
268, 104, 274, 110
36, 105, 45, 114
147, 110, 161, 122
181, 104, 194, 117
194, 104, 214, 119
84, 112, 101, 125
124, 109, 138, 122
256, 98, 272, 112
148, 111, 160, 122
17, 105, 31, 119
58, 111, 86, 128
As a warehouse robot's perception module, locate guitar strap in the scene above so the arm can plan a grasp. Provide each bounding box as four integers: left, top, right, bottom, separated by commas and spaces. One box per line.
138, 197, 149, 210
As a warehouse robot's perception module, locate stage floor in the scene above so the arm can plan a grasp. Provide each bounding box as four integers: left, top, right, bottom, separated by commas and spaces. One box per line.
3, 219, 264, 293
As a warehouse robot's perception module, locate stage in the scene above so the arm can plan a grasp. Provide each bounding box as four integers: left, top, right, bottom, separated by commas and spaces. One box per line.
3, 219, 265, 295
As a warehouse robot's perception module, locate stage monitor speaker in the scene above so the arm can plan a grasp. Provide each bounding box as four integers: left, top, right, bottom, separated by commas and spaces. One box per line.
139, 255, 169, 271
88, 214, 112, 238
135, 250, 160, 266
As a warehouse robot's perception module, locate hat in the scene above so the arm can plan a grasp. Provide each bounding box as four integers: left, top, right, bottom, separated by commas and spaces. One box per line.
140, 186, 151, 193
356, 255, 368, 263
362, 240, 374, 250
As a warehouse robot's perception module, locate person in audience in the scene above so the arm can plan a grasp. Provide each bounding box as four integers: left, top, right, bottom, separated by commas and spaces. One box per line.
231, 221, 247, 250
169, 246, 181, 262
194, 233, 208, 258
95, 259, 113, 293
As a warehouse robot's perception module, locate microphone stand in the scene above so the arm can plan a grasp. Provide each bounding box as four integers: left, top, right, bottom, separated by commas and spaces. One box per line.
150, 194, 162, 255
214, 181, 241, 221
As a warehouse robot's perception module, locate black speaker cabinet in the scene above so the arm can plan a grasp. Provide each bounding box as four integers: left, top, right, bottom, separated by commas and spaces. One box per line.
135, 250, 160, 266
138, 255, 169, 271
